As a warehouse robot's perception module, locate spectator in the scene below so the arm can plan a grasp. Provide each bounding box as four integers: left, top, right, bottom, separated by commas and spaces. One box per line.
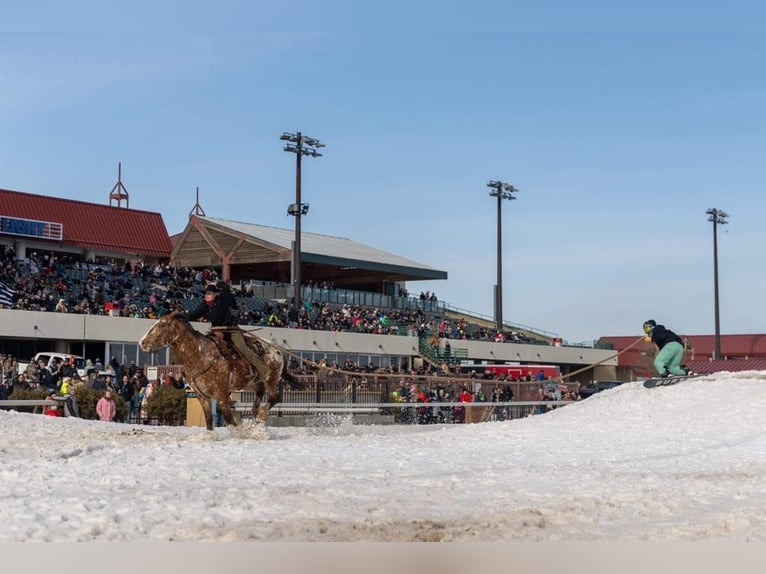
109, 357, 121, 380
96, 390, 117, 422
172, 372, 187, 389
62, 385, 79, 418
43, 390, 62, 417
59, 377, 74, 396
14, 372, 30, 391
118, 374, 135, 422
140, 380, 159, 420
0, 377, 11, 403
130, 374, 144, 419
59, 356, 77, 380
92, 373, 108, 392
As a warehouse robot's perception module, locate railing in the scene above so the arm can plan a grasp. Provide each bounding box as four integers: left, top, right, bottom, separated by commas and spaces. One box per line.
244, 282, 445, 313
0, 398, 66, 413
229, 375, 574, 424
234, 400, 569, 423
440, 302, 560, 339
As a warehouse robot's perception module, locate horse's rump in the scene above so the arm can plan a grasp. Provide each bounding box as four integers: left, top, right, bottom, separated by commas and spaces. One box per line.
212, 326, 295, 386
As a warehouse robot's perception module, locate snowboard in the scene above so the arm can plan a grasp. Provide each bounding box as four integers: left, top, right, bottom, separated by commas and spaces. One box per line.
643, 373, 706, 389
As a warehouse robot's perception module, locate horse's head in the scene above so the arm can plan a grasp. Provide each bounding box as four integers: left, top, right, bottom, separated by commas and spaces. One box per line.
138, 311, 185, 352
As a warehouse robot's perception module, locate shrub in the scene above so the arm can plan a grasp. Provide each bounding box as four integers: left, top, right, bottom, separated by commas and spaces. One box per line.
5, 388, 47, 413
72, 386, 99, 420
145, 385, 186, 426
71, 386, 127, 420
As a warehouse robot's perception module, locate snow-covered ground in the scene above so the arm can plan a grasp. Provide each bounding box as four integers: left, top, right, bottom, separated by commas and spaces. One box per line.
2, 371, 766, 542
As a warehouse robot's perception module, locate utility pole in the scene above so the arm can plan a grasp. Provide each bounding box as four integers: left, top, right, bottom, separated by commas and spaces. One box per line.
281, 132, 324, 310
706, 208, 729, 360
487, 180, 519, 333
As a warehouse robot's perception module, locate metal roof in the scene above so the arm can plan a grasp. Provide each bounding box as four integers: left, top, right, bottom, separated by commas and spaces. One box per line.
686, 358, 766, 374
199, 216, 448, 280
0, 187, 173, 258
599, 334, 766, 360
599, 334, 766, 377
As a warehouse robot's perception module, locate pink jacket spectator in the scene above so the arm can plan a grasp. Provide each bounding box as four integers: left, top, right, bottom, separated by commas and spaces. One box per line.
96, 392, 117, 422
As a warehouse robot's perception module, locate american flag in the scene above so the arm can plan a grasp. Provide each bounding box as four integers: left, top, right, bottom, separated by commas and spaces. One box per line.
0, 280, 15, 307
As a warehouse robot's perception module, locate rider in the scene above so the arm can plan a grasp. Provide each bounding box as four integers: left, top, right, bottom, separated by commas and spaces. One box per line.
181, 282, 261, 369
181, 282, 237, 327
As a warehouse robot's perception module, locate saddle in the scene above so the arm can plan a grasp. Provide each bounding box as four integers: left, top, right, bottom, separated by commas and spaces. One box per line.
208, 326, 265, 376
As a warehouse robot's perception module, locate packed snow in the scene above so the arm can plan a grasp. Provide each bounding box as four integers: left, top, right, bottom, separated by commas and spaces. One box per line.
2, 371, 765, 542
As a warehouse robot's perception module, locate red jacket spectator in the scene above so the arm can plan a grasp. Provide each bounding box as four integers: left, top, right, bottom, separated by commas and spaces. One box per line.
44, 405, 62, 417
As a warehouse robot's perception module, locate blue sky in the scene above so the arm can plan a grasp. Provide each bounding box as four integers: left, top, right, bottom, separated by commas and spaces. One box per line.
2, 2, 765, 343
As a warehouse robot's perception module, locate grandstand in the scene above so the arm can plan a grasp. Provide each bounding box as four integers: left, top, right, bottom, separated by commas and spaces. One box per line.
0, 187, 617, 385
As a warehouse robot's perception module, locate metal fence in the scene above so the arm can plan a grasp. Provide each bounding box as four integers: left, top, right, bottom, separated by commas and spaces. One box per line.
230, 374, 571, 424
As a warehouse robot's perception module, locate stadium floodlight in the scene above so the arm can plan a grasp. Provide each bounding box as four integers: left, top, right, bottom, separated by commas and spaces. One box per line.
487, 180, 519, 332
706, 208, 729, 360
282, 131, 324, 309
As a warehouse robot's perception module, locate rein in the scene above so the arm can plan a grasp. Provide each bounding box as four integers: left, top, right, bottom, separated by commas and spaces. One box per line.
190, 347, 222, 379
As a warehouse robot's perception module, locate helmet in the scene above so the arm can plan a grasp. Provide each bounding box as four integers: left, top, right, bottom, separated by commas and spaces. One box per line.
643, 319, 656, 334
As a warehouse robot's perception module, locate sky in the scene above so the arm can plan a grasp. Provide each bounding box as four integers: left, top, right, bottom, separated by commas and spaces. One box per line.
2, 370, 766, 544
2, 2, 766, 344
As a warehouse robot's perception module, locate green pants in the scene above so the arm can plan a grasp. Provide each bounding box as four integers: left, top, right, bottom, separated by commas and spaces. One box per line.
654, 341, 685, 376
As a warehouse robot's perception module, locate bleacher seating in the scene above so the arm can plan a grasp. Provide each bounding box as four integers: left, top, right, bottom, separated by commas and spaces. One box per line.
0, 247, 554, 345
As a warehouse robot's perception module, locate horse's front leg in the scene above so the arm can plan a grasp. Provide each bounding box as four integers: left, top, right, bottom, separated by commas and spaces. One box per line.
198, 396, 214, 431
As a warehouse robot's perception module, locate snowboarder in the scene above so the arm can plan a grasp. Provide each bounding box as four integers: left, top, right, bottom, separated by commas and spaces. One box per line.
643, 319, 693, 377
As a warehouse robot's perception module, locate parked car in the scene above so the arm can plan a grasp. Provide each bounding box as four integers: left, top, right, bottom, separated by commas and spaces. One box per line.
579, 380, 626, 399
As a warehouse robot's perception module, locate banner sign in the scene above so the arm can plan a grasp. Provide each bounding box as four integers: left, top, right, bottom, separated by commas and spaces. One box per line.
0, 215, 63, 241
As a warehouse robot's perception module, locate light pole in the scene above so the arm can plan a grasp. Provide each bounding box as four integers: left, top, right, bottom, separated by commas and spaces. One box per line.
706, 208, 728, 360
487, 180, 519, 333
281, 131, 323, 310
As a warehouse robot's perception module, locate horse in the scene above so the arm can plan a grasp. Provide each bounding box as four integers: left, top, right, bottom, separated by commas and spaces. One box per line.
138, 310, 293, 430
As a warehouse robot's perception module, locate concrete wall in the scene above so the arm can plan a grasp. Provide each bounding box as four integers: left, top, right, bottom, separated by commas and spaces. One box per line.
0, 309, 617, 373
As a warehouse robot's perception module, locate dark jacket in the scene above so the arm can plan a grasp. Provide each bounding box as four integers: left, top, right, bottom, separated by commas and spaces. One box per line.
650, 324, 683, 350
181, 283, 237, 326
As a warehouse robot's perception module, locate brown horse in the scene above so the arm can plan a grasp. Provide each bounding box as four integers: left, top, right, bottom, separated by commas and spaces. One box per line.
138, 310, 292, 430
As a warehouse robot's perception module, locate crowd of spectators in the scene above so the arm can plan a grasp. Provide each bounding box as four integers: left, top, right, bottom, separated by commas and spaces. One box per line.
0, 245, 543, 346
0, 245, 576, 428
383, 376, 581, 424
0, 349, 189, 422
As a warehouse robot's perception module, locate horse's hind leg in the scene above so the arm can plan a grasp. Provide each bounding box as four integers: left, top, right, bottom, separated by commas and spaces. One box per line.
254, 375, 278, 423
218, 394, 238, 427
265, 378, 280, 411
252, 381, 269, 423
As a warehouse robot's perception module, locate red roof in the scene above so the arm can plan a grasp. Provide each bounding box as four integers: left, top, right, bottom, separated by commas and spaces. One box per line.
0, 188, 172, 258
598, 334, 766, 375
600, 334, 766, 360
686, 358, 766, 374
169, 232, 183, 248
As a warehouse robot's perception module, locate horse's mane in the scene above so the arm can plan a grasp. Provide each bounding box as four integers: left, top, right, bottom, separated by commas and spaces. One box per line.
167, 310, 187, 323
